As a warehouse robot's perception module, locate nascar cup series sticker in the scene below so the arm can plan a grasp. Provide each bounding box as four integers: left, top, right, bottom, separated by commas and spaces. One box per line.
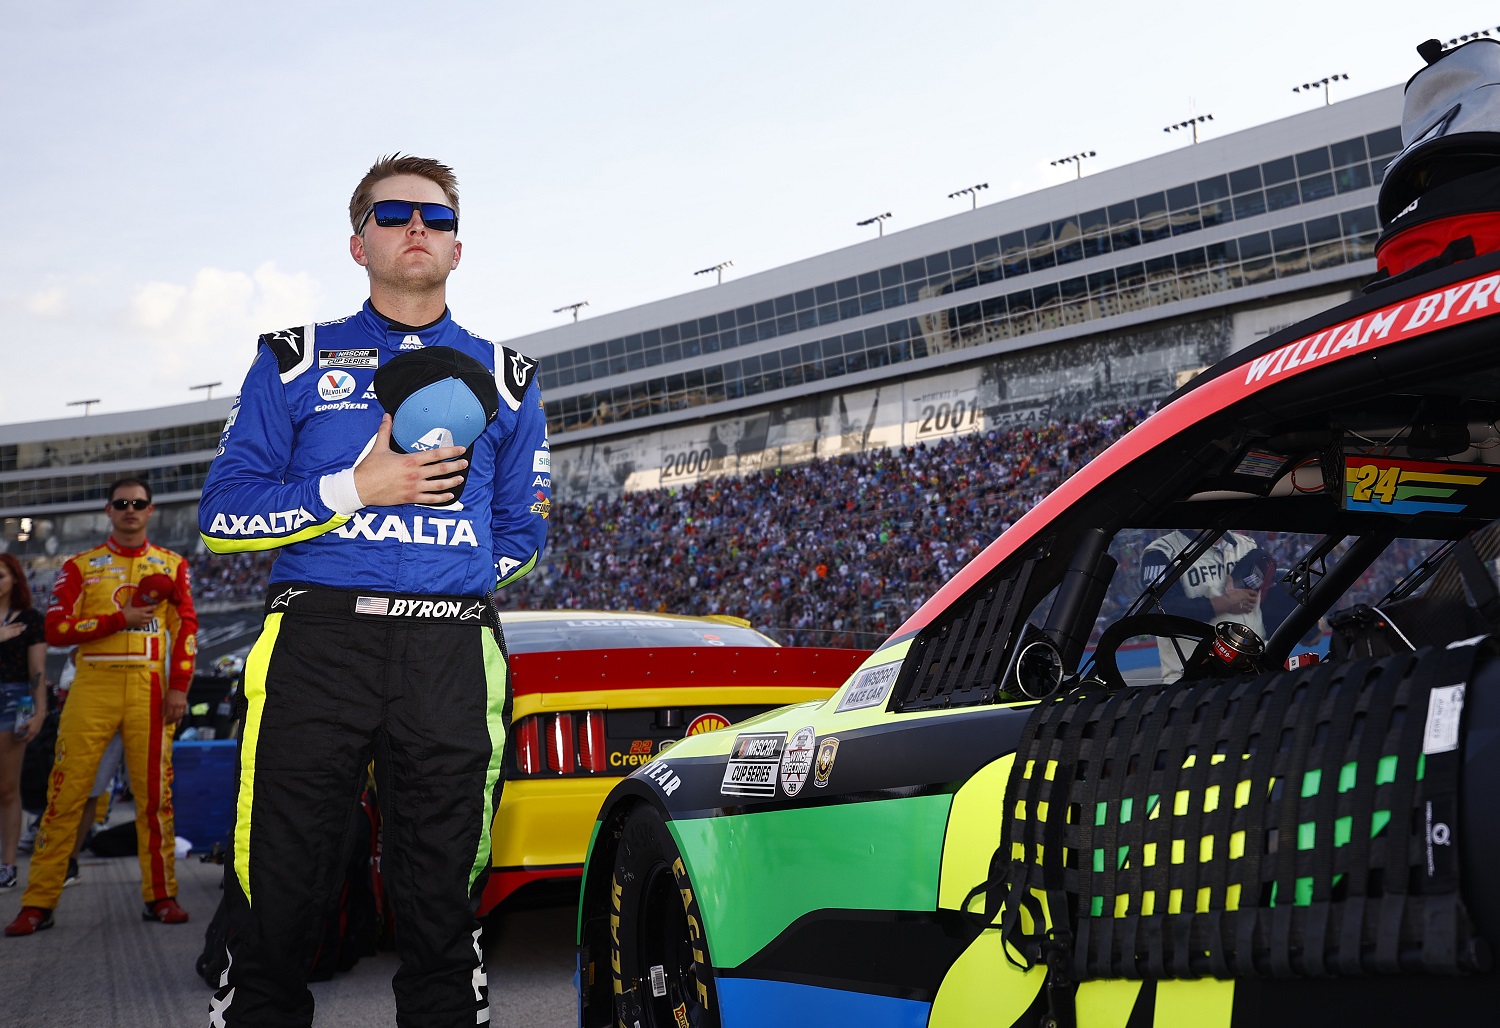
721, 732, 785, 797
835, 660, 902, 713
814, 737, 839, 788
780, 726, 817, 797
318, 371, 357, 401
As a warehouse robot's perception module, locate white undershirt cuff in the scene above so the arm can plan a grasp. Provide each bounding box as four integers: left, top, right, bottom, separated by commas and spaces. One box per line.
319, 468, 364, 515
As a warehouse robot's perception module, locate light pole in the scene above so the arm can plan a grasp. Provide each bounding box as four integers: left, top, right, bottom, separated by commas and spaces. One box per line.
190, 381, 222, 401
67, 399, 101, 416
694, 261, 733, 285
1164, 113, 1213, 144
857, 212, 892, 237
1293, 73, 1349, 106
553, 301, 589, 322
1051, 151, 1096, 179
947, 183, 988, 210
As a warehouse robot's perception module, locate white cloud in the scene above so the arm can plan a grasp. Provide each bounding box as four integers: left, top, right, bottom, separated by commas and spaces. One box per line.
24, 284, 68, 320
127, 262, 321, 346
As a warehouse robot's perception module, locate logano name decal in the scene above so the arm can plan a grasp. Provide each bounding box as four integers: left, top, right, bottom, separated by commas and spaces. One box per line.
1243, 273, 1500, 388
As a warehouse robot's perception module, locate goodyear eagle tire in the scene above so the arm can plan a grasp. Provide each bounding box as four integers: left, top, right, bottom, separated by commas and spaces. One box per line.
610, 805, 719, 1028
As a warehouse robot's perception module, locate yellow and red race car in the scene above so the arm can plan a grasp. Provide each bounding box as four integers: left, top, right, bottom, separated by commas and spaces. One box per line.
479, 609, 867, 914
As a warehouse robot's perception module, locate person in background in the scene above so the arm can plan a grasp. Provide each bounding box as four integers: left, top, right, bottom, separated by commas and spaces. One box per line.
4, 477, 197, 935
0, 552, 47, 889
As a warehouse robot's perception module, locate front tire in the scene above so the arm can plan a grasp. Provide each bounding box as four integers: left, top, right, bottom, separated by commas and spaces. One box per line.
610, 805, 719, 1028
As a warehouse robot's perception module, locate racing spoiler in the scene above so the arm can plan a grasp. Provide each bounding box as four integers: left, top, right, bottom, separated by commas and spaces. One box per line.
508, 646, 872, 697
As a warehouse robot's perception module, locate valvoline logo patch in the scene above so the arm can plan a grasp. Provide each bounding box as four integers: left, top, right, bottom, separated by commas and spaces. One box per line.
318, 371, 356, 401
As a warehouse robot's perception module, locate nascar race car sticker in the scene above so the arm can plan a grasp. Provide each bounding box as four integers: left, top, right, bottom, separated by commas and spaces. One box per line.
835, 659, 902, 713
814, 737, 840, 788
685, 712, 730, 736
721, 732, 786, 797
780, 726, 817, 797
1341, 456, 1500, 516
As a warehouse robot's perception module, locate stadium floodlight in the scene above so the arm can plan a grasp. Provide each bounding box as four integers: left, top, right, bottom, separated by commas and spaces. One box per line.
67, 399, 101, 416
1292, 73, 1349, 106
694, 261, 734, 285
1050, 151, 1096, 179
553, 301, 589, 322
190, 382, 223, 400
947, 184, 989, 210
857, 212, 893, 237
1163, 114, 1214, 145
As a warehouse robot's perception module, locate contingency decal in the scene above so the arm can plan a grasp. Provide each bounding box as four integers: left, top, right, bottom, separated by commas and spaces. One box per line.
813, 737, 839, 789
722, 732, 786, 797
779, 726, 817, 797
1342, 456, 1500, 515
835, 659, 902, 713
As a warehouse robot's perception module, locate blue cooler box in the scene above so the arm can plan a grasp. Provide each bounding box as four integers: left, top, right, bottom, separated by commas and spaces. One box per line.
172, 739, 237, 852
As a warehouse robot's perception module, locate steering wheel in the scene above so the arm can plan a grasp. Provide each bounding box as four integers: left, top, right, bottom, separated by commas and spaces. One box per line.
1090, 613, 1217, 689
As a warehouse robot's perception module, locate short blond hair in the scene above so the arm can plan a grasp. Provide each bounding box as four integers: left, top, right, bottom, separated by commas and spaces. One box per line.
349, 154, 460, 232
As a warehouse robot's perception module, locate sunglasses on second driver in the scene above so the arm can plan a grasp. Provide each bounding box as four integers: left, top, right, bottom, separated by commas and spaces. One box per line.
356, 199, 459, 235
109, 498, 151, 511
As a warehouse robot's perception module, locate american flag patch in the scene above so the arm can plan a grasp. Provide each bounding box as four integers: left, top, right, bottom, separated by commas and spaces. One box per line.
354, 596, 390, 615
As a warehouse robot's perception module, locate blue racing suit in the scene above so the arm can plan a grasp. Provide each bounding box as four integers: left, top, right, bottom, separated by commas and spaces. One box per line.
198, 301, 549, 591
197, 302, 549, 1028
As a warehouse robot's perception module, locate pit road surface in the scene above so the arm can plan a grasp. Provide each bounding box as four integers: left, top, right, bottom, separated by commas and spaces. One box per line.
4, 830, 578, 1027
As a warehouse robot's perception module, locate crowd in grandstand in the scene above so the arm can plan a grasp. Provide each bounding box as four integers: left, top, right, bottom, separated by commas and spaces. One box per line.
502, 409, 1144, 646
14, 407, 1435, 650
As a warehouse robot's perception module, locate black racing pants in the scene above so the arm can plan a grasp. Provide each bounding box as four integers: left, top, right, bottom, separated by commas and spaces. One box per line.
210, 585, 511, 1028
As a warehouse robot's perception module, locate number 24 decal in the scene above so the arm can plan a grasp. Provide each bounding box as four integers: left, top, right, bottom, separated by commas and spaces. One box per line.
1349, 463, 1400, 503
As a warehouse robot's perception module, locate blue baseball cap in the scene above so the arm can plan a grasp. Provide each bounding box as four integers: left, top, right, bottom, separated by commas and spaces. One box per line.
374, 346, 500, 501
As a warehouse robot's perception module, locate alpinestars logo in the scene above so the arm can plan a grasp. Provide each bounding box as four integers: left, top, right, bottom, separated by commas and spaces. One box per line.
509, 352, 534, 383
271, 587, 307, 610
268, 328, 302, 356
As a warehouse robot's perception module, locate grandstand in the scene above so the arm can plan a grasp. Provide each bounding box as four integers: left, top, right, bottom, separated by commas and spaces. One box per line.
0, 85, 1403, 640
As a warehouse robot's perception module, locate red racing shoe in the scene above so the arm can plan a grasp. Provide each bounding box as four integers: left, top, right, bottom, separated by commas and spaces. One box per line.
143, 898, 190, 924
5, 907, 55, 936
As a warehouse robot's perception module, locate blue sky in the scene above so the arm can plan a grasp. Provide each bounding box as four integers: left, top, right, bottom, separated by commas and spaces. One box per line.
2, 1, 1495, 424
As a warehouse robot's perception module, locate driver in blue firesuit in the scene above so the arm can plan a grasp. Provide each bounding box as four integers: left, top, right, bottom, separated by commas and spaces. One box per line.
196, 154, 549, 1028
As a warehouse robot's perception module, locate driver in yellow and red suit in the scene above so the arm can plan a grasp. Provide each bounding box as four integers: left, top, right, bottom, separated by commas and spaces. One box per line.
18, 484, 197, 928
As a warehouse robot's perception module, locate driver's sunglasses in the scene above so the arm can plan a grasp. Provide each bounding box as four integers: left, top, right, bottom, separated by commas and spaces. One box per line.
356, 199, 458, 234
110, 498, 150, 511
